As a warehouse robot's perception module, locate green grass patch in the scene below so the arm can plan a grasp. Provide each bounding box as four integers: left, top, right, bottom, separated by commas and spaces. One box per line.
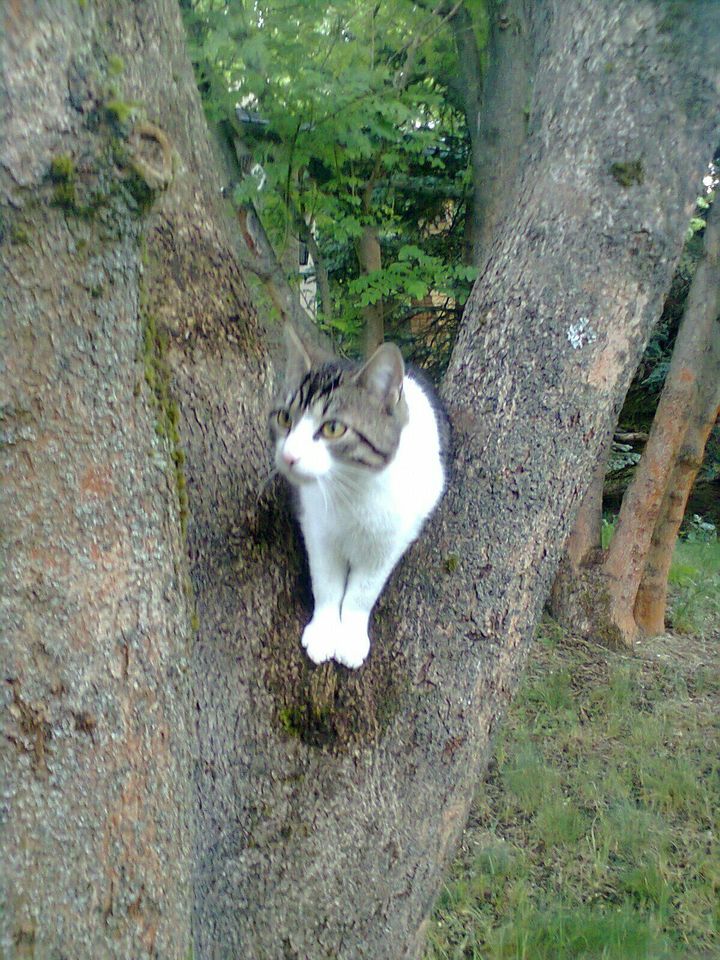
668, 538, 720, 637
425, 616, 720, 960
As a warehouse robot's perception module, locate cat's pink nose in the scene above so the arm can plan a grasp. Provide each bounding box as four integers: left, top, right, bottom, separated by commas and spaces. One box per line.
283, 451, 298, 467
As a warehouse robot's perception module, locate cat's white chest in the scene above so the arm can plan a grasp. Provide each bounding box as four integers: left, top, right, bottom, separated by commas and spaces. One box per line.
298, 375, 444, 567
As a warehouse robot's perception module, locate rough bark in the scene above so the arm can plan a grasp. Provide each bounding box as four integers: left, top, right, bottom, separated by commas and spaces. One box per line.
455, 0, 533, 268
1, 2, 200, 954
603, 201, 720, 643
634, 218, 720, 633
2, 4, 719, 960
186, 4, 720, 958
548, 428, 614, 628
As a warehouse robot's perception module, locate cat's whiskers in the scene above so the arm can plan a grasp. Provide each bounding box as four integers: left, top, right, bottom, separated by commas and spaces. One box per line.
316, 475, 330, 515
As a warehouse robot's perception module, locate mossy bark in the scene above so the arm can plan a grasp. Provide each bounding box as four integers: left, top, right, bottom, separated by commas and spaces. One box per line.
2, 3, 719, 960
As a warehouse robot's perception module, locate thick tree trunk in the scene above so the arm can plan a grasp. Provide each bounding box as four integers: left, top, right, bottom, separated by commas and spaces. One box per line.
1, 2, 202, 954
603, 202, 720, 644
2, 4, 719, 960
185, 4, 720, 958
634, 217, 720, 632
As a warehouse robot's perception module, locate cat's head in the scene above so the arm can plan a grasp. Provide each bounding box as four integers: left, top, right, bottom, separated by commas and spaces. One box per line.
270, 326, 409, 486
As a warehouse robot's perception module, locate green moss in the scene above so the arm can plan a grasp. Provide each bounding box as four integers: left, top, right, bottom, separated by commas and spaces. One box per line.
10, 223, 30, 245
105, 98, 140, 126
611, 160, 644, 188
141, 308, 190, 540
50, 154, 75, 182
279, 706, 305, 738
49, 154, 78, 210
124, 171, 156, 214
107, 55, 125, 77
444, 553, 460, 574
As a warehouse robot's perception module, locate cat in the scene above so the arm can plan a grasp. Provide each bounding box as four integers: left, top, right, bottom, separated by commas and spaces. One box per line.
270, 326, 448, 668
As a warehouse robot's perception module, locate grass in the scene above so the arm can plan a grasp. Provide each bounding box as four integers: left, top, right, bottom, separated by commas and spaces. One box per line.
668, 538, 720, 636
425, 545, 720, 960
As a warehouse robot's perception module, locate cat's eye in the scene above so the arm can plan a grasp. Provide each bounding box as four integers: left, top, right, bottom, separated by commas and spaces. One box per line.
276, 410, 292, 430
320, 419, 347, 439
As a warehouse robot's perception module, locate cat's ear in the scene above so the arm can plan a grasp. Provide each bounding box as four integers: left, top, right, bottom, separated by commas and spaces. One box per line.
283, 324, 335, 383
283, 324, 312, 384
354, 343, 405, 407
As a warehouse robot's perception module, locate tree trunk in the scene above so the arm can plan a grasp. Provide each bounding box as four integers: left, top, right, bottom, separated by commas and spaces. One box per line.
1, 1, 203, 954
358, 223, 385, 356
548, 428, 614, 629
634, 215, 720, 633
603, 202, 720, 644
2, 3, 719, 960
447, 2, 485, 265
465, 0, 533, 269
187, 4, 719, 957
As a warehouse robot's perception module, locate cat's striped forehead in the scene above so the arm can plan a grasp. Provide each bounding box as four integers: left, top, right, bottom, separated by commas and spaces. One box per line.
285, 363, 349, 415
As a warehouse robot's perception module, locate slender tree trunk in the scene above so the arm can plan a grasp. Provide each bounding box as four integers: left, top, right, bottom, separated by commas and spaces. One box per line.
358, 223, 385, 356
2, 3, 719, 960
635, 407, 720, 634
603, 203, 720, 644
210, 122, 321, 340
634, 225, 720, 632
296, 208, 333, 323
447, 2, 484, 265
448, 0, 532, 267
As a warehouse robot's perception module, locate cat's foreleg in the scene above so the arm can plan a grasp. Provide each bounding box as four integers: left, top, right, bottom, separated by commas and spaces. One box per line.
333, 551, 405, 668
300, 526, 349, 664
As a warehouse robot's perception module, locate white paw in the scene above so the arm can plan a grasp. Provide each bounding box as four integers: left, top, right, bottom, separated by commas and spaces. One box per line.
333, 613, 370, 669
301, 611, 340, 665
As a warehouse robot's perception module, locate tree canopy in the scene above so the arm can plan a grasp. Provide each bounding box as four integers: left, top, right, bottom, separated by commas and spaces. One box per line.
182, 0, 481, 356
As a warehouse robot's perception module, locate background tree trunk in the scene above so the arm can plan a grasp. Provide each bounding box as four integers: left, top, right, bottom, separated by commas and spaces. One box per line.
2, 3, 719, 960
634, 216, 720, 632
465, 0, 533, 269
358, 223, 385, 356
603, 202, 720, 643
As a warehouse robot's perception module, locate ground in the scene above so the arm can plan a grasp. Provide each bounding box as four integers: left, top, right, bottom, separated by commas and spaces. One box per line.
425, 540, 719, 960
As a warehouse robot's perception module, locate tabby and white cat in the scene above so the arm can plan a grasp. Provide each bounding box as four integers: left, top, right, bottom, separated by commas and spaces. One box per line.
270, 327, 447, 668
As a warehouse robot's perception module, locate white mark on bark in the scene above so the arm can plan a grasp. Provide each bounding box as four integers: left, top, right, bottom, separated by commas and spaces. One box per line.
567, 317, 597, 349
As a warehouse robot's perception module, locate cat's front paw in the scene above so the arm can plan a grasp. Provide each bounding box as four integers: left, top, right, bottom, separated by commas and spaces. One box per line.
301, 611, 340, 665
333, 613, 370, 669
